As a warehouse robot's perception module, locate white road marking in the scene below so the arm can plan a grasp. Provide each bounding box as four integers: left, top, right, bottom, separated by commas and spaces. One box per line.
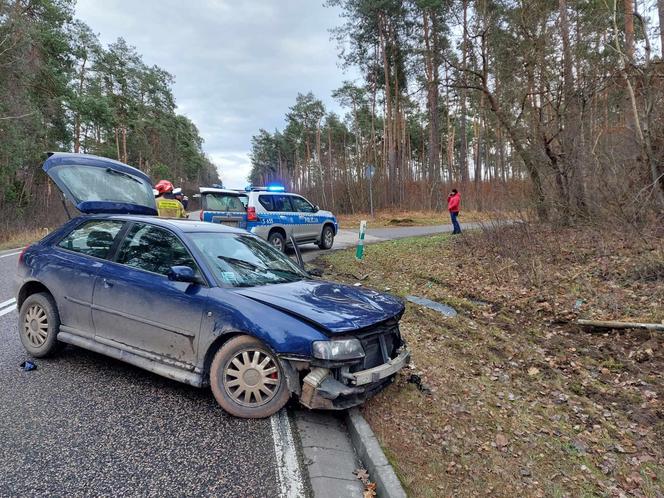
271, 409, 305, 498
0, 298, 16, 309
0, 304, 17, 317
0, 251, 21, 259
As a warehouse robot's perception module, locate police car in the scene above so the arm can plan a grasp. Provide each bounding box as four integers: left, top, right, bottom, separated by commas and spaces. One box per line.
199, 186, 338, 252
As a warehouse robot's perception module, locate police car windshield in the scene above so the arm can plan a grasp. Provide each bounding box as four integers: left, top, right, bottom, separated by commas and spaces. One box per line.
189, 232, 308, 287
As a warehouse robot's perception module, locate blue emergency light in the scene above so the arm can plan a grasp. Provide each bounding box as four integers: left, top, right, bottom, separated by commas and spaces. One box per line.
244, 184, 286, 192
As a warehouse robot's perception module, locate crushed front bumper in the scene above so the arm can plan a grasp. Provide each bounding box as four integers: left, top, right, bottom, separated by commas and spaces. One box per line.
298, 349, 411, 410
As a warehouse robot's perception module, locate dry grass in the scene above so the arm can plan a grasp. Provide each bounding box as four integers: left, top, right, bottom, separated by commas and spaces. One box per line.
316, 224, 663, 497
0, 228, 49, 251
336, 209, 514, 230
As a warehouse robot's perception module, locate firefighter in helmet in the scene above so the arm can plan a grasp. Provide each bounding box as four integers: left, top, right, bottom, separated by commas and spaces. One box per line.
154, 180, 187, 218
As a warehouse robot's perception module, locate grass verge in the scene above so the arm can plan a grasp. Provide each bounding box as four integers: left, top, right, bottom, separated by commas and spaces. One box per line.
0, 228, 49, 251
316, 223, 663, 497
336, 209, 516, 230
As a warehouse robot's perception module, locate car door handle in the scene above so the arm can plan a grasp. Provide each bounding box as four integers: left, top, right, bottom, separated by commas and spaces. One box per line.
102, 278, 114, 288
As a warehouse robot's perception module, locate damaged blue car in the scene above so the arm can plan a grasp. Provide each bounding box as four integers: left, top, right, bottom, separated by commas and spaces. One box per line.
15, 153, 410, 418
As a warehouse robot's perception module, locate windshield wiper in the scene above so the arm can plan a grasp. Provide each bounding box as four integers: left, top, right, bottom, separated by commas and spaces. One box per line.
105, 167, 141, 184
217, 255, 267, 273
268, 268, 306, 279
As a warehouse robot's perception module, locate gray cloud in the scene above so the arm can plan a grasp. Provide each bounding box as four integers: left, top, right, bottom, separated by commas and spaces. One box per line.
76, 0, 358, 188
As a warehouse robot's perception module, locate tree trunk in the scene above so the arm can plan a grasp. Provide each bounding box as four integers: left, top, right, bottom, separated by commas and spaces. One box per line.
459, 0, 469, 186
423, 9, 440, 184
559, 0, 587, 218
659, 0, 664, 57
115, 127, 120, 160
121, 126, 128, 164
624, 0, 635, 62
74, 54, 88, 153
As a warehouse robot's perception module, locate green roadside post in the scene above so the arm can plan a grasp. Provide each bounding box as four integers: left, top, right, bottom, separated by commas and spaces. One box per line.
355, 220, 367, 260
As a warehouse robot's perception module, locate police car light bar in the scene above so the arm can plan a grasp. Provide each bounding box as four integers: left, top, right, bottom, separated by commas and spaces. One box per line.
244, 185, 287, 192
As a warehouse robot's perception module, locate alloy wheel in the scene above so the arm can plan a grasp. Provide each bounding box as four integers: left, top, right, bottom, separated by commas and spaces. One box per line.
223, 349, 281, 407
23, 304, 48, 347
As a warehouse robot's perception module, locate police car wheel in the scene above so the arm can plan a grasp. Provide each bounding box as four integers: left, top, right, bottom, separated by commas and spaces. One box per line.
268, 231, 286, 252
318, 225, 334, 250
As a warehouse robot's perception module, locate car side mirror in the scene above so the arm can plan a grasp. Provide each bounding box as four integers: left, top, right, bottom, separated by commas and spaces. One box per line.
314, 205, 319, 211
167, 265, 198, 283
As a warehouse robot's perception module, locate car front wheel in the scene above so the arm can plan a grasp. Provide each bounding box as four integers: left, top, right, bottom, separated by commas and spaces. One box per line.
18, 292, 63, 357
318, 225, 334, 250
210, 335, 290, 418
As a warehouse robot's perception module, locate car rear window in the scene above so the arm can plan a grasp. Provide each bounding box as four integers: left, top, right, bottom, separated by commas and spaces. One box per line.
57, 220, 125, 259
258, 194, 293, 212
203, 193, 247, 212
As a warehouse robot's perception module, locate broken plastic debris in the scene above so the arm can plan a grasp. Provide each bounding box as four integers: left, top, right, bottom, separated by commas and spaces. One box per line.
406, 295, 457, 317
19, 360, 37, 372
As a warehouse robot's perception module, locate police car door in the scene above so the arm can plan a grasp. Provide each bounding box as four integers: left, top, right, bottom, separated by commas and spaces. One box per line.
290, 195, 319, 240
272, 194, 299, 240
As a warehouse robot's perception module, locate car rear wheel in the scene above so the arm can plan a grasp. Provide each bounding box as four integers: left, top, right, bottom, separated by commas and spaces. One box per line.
18, 292, 63, 358
210, 335, 290, 418
318, 225, 334, 250
268, 231, 286, 252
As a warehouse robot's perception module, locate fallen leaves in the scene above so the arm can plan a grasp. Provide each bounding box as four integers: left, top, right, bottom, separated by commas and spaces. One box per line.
354, 468, 377, 497
321, 224, 664, 498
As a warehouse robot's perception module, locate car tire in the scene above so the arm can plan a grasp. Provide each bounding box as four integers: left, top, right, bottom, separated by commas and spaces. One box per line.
268, 231, 286, 252
318, 225, 334, 250
18, 292, 64, 358
210, 335, 290, 419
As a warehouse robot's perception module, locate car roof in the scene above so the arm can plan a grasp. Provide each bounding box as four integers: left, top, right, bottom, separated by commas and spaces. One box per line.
199, 187, 247, 195
87, 215, 247, 234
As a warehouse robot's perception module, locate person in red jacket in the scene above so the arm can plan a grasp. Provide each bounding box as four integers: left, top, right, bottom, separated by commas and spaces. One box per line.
447, 188, 461, 234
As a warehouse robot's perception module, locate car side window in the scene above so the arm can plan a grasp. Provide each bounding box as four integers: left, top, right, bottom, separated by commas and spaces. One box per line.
57, 220, 125, 259
259, 195, 293, 212
116, 223, 200, 277
290, 196, 316, 213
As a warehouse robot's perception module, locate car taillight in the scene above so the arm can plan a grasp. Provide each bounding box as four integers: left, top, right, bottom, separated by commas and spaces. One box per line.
18, 245, 29, 265
247, 206, 258, 222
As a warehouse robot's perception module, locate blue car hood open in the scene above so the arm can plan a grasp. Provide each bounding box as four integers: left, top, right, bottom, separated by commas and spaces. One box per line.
233, 280, 404, 334
43, 153, 158, 215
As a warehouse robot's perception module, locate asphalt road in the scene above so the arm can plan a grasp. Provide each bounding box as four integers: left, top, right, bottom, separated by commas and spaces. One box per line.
300, 221, 483, 262
0, 221, 465, 496
0, 250, 285, 497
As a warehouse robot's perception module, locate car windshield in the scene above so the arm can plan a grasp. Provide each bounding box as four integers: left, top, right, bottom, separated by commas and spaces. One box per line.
189, 232, 308, 287
203, 193, 247, 212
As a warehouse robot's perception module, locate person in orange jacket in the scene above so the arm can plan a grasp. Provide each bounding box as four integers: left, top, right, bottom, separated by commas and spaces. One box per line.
447, 188, 461, 234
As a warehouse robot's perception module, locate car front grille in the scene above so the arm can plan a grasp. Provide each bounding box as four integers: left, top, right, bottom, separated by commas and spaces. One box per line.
353, 321, 402, 372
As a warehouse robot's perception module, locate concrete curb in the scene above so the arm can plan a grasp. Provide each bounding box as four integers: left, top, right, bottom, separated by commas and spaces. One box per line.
345, 408, 407, 498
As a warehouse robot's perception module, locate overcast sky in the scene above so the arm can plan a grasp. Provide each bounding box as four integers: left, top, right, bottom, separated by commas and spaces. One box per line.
75, 0, 357, 188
